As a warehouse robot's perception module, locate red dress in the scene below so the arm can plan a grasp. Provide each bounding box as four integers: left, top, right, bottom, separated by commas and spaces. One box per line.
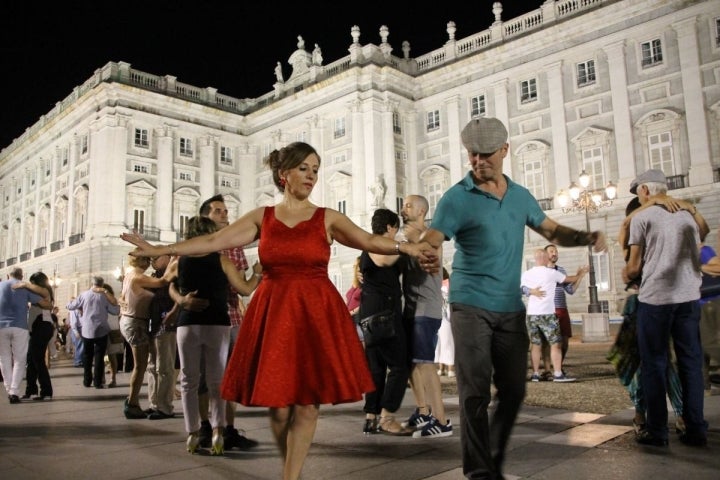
221, 207, 375, 406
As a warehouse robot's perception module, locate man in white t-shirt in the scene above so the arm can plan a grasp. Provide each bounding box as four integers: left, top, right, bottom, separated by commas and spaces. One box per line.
521, 249, 577, 382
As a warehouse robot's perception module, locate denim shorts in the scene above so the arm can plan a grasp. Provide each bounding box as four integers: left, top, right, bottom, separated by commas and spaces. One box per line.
119, 315, 150, 346
411, 316, 441, 363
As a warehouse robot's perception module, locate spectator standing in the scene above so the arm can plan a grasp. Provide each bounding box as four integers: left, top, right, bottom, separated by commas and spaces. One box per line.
0, 268, 51, 404
345, 256, 363, 343
66, 276, 120, 390
422, 117, 607, 479
625, 168, 707, 447
68, 302, 84, 367
435, 268, 455, 378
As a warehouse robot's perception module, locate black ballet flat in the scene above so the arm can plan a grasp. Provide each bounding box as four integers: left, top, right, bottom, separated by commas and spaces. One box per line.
33, 395, 52, 401
363, 417, 379, 434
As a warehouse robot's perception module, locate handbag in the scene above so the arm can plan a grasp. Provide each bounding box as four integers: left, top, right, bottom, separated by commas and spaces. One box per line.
700, 274, 720, 299
359, 310, 396, 347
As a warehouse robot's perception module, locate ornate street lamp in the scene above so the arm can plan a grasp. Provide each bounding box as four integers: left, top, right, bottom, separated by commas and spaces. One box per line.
556, 171, 616, 313
49, 265, 62, 299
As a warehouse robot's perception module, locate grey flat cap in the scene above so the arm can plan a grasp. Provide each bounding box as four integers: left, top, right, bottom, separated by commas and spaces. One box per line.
630, 169, 666, 194
461, 117, 508, 154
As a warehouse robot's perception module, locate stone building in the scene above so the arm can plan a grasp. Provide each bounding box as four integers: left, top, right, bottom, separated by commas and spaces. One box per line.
0, 0, 718, 332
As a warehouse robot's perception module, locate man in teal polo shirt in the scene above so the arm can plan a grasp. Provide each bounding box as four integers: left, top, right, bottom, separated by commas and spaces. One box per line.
422, 117, 607, 480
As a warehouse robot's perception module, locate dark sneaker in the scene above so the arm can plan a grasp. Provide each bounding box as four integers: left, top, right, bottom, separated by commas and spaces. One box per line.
636, 429, 668, 446
363, 417, 379, 435
412, 417, 453, 438
199, 420, 212, 448
223, 426, 259, 450
401, 408, 432, 429
553, 373, 576, 383
8, 395, 20, 404
530, 373, 541, 382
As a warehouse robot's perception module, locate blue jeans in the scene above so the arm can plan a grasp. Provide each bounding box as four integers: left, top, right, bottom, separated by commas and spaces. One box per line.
451, 304, 528, 479
637, 300, 707, 439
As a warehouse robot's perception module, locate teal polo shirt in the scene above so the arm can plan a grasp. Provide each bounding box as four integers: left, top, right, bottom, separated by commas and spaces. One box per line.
430, 172, 546, 312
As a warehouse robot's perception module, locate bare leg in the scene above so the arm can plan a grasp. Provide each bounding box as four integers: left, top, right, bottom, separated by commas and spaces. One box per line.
418, 363, 446, 423
531, 344, 542, 373
270, 405, 319, 480
108, 354, 118, 385
409, 366, 431, 416
128, 343, 149, 406
550, 343, 564, 374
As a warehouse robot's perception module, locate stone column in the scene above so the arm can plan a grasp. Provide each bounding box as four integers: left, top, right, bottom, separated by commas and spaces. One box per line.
673, 17, 713, 186
445, 95, 463, 184
491, 79, 512, 177
546, 61, 571, 195
198, 136, 215, 201
156, 126, 175, 242
604, 41, 636, 192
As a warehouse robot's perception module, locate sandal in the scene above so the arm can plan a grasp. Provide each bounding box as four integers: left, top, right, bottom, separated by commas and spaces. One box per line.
378, 416, 413, 436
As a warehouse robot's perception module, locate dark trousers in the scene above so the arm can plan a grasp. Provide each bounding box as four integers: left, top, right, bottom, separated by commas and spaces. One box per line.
363, 312, 409, 415
82, 335, 108, 387
451, 304, 528, 480
25, 321, 54, 397
637, 300, 707, 439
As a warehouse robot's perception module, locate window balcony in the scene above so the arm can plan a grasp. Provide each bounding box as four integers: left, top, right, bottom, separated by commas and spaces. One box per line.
136, 226, 160, 241
19, 252, 31, 262
666, 174, 687, 190
6, 257, 17, 266
537, 198, 554, 211
50, 240, 65, 252
69, 232, 85, 246
34, 246, 47, 257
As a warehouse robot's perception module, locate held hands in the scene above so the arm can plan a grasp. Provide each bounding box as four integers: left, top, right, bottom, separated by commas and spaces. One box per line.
407, 241, 440, 273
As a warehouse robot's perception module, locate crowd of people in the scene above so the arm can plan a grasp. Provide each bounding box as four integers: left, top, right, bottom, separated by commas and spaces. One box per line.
0, 117, 717, 480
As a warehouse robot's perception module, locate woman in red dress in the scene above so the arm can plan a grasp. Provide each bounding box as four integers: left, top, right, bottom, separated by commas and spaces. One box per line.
122, 142, 437, 480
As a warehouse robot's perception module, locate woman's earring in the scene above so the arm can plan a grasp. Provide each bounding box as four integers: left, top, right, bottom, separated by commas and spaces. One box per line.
280, 178, 286, 187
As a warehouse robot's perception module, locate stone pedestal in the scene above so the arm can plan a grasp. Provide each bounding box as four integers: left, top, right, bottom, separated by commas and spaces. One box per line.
582, 312, 611, 343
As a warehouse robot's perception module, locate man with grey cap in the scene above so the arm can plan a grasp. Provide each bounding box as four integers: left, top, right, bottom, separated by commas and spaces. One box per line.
625, 168, 707, 447
422, 117, 607, 479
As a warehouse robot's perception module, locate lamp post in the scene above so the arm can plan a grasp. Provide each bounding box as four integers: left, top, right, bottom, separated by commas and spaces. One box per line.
49, 264, 62, 299
556, 171, 616, 314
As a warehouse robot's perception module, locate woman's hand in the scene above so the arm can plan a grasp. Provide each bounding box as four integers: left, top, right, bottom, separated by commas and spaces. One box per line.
406, 241, 440, 273
120, 231, 158, 257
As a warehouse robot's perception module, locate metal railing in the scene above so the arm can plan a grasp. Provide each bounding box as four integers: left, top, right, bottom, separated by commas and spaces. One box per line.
68, 232, 85, 245
34, 246, 46, 257
50, 240, 65, 252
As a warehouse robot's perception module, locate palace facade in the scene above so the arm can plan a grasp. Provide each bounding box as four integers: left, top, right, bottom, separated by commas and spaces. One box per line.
1, 0, 719, 325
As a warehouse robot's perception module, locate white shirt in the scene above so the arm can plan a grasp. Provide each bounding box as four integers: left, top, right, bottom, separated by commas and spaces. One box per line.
521, 266, 566, 315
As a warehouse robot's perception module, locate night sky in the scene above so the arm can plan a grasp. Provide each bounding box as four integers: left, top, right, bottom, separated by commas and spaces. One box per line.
0, 1, 536, 150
